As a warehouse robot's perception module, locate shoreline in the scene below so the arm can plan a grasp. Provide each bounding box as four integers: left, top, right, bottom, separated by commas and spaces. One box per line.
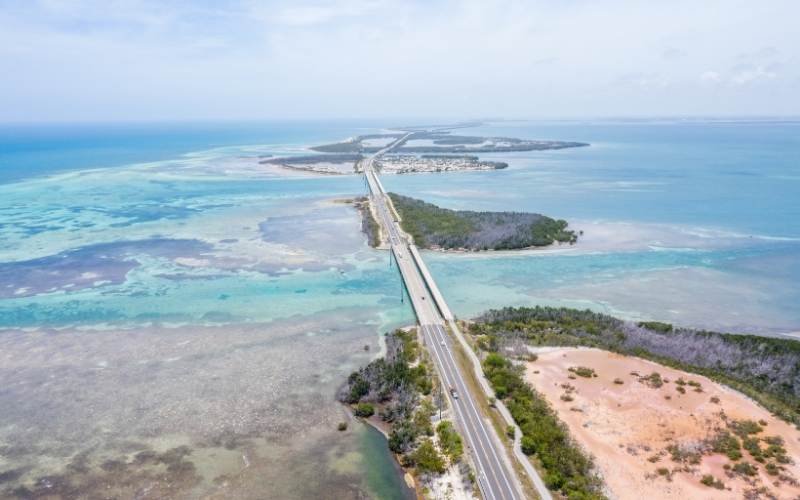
350, 411, 421, 497
415, 218, 798, 257
351, 196, 793, 257
342, 197, 800, 337
338, 328, 476, 500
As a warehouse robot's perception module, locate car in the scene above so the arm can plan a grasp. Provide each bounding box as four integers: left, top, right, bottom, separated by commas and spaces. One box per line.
440, 340, 446, 346
449, 387, 458, 399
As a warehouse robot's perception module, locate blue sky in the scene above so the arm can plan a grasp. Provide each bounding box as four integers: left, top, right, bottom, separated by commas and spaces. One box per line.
1, 0, 798, 121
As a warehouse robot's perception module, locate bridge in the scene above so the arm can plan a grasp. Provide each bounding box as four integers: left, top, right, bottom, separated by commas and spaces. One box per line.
362, 135, 552, 500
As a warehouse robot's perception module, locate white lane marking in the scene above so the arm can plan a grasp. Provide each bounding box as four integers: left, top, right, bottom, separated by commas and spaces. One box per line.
434, 323, 518, 499
423, 324, 499, 500
364, 138, 519, 499
383, 205, 507, 496
425, 324, 506, 500
430, 325, 513, 500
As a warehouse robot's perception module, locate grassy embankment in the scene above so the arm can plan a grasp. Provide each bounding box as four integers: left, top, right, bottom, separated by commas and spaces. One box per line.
388, 194, 577, 250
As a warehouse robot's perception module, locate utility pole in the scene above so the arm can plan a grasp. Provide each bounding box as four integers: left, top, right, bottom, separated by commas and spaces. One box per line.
438, 383, 443, 420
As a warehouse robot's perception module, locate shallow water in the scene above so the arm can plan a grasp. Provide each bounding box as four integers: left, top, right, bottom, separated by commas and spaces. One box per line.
0, 312, 415, 498
0, 123, 416, 498
0, 119, 799, 497
383, 120, 800, 334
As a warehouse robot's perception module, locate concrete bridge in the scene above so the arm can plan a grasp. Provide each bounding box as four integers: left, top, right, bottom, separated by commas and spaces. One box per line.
362, 136, 552, 500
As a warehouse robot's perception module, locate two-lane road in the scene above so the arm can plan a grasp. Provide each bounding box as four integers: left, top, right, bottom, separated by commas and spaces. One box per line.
362, 137, 524, 500
421, 323, 519, 500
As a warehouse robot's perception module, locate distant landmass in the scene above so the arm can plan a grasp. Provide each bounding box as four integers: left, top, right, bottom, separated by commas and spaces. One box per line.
387, 194, 578, 250
259, 153, 363, 174
375, 154, 507, 174
312, 131, 588, 154
270, 127, 588, 177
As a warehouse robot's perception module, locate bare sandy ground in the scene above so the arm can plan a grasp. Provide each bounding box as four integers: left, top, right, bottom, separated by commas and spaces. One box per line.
525, 348, 800, 500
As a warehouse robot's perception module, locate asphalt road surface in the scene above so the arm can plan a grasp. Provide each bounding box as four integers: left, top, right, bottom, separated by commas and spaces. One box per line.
362, 136, 524, 500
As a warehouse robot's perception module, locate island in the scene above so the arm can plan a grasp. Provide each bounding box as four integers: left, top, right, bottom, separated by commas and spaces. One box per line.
385, 193, 577, 250
311, 130, 589, 154
261, 152, 509, 176
338, 329, 474, 498
264, 125, 588, 177
374, 154, 507, 174
259, 153, 362, 175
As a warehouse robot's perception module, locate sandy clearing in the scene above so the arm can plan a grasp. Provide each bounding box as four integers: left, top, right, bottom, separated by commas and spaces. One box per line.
525, 347, 800, 500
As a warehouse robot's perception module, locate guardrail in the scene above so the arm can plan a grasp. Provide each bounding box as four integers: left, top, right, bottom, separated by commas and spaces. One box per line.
447, 319, 554, 500
408, 245, 454, 321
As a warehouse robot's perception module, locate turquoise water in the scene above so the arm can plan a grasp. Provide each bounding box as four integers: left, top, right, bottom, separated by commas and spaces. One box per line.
0, 121, 387, 183
0, 123, 414, 329
0, 119, 798, 497
359, 425, 415, 500
382, 120, 800, 333
5, 120, 798, 332
386, 120, 800, 236
0, 121, 416, 499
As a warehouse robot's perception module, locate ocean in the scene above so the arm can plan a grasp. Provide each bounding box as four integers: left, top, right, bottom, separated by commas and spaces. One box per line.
0, 119, 798, 498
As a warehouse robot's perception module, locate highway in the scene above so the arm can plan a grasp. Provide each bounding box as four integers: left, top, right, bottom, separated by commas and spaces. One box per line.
362, 137, 524, 500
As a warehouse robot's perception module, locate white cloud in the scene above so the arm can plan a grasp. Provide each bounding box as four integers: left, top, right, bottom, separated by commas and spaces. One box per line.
662, 47, 686, 60
731, 66, 777, 85
700, 66, 778, 87
274, 6, 339, 26
700, 71, 721, 84
618, 72, 671, 88
0, 0, 798, 120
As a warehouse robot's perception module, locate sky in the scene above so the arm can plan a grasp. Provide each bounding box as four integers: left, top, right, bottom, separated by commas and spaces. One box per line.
0, 0, 798, 122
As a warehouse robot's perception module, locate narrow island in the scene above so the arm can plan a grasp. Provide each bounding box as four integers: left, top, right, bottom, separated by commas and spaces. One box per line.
386, 193, 577, 250
259, 153, 363, 175
265, 126, 589, 177
338, 329, 475, 498
312, 130, 588, 154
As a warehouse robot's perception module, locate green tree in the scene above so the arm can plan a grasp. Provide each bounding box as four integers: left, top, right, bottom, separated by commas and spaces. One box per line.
410, 439, 446, 474
521, 435, 536, 455
436, 421, 464, 462
354, 402, 375, 418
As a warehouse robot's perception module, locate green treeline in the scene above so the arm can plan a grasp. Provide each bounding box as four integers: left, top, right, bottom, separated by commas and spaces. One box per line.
483, 353, 606, 499
471, 306, 800, 426
339, 330, 457, 475
388, 193, 577, 250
